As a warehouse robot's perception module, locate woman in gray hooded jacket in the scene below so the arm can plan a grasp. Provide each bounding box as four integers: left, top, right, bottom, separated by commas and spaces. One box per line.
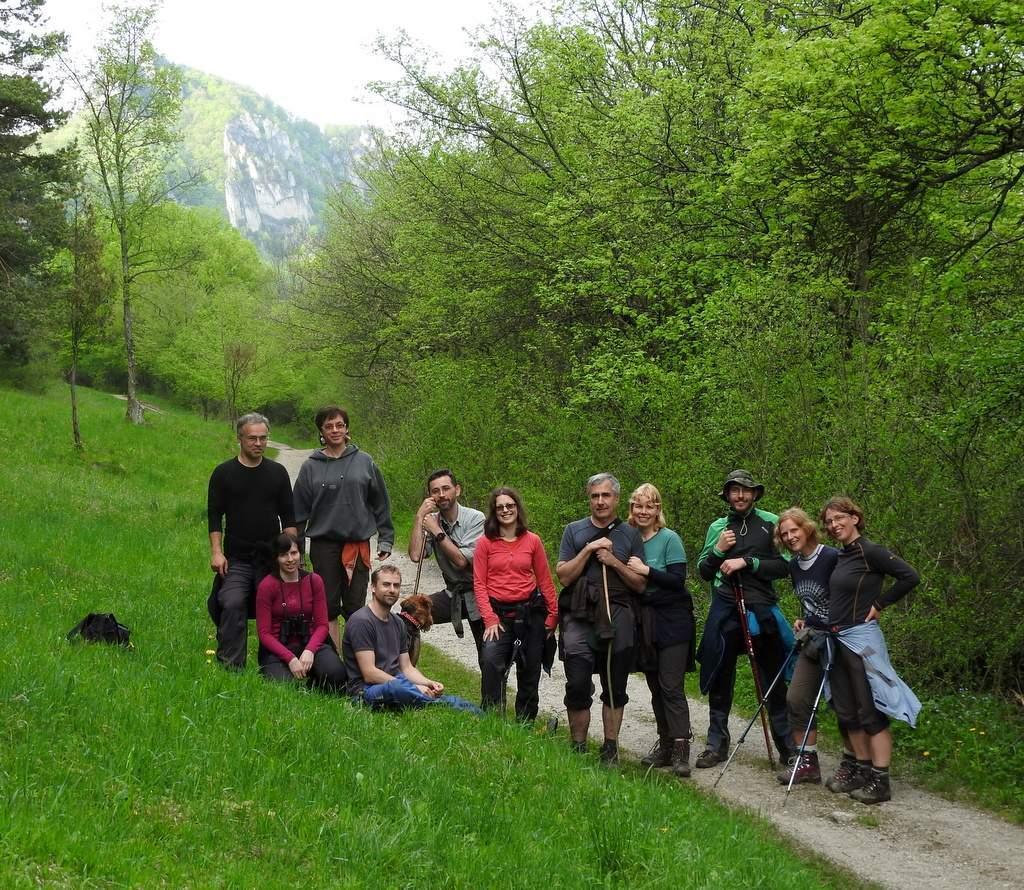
293, 406, 394, 647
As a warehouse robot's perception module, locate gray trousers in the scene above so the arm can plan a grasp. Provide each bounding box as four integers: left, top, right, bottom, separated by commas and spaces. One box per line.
644, 642, 692, 740
215, 560, 258, 669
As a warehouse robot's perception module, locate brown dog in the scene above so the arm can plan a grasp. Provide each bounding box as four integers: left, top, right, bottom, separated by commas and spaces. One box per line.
399, 594, 433, 666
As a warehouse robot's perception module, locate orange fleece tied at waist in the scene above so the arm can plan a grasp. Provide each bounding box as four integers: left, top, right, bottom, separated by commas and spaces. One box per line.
340, 541, 372, 584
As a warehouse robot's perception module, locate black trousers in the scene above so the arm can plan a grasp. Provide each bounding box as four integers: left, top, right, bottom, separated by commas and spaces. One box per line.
215, 560, 258, 669
309, 539, 369, 621
706, 621, 791, 757
830, 643, 889, 735
644, 641, 692, 740
562, 607, 634, 711
479, 607, 548, 721
258, 641, 347, 692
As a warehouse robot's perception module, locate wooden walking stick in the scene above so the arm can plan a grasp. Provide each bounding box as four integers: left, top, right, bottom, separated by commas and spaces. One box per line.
602, 562, 615, 711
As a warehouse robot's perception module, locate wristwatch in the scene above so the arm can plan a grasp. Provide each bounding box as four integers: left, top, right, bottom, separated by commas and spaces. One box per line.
434, 532, 448, 544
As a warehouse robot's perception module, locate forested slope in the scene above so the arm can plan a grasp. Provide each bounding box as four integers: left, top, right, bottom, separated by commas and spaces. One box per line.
292, 0, 1024, 694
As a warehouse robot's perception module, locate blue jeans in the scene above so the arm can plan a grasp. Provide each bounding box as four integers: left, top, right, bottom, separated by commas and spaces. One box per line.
362, 674, 482, 714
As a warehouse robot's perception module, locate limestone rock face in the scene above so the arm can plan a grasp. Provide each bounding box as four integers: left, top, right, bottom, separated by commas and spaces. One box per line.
224, 113, 314, 230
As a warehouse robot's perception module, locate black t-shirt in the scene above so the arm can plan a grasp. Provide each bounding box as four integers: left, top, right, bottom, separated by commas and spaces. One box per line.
207, 457, 295, 560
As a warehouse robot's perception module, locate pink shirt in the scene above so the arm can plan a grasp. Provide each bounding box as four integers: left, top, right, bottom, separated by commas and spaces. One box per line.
255, 572, 330, 664
473, 531, 558, 630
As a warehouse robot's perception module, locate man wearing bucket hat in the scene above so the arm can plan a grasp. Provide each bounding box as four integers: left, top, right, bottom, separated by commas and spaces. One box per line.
694, 469, 795, 768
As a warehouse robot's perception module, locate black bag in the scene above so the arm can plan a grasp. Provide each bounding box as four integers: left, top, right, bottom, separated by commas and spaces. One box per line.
67, 613, 131, 647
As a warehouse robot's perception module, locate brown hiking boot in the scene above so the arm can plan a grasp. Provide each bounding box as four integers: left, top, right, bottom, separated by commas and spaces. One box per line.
849, 769, 891, 804
826, 757, 868, 793
776, 751, 821, 785
642, 738, 672, 768
669, 738, 691, 777
695, 743, 727, 769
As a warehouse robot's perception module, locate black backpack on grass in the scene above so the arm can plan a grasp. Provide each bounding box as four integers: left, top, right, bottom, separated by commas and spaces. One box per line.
67, 613, 131, 647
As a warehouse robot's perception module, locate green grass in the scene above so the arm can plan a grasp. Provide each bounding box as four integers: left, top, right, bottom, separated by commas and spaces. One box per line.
0, 384, 868, 888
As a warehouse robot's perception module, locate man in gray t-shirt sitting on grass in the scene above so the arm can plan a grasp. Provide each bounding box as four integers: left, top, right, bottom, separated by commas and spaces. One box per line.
343, 565, 480, 713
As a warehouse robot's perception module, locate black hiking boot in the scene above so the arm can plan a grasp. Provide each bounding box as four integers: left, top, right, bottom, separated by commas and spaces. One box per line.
669, 738, 692, 778
642, 738, 672, 768
599, 739, 619, 766
776, 751, 821, 785
695, 743, 728, 769
826, 757, 869, 793
849, 769, 891, 805
570, 739, 588, 755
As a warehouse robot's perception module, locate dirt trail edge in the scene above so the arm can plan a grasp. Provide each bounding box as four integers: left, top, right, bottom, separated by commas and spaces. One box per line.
273, 443, 1023, 890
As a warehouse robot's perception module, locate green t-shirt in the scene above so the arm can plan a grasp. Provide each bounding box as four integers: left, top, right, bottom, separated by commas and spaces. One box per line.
643, 527, 687, 580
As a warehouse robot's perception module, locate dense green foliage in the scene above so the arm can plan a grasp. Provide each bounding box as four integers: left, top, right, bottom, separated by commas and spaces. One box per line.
296, 0, 1024, 695
0, 0, 72, 378
0, 385, 864, 888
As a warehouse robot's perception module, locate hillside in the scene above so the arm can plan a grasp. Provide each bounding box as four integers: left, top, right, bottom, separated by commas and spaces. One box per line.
48, 61, 366, 260
176, 65, 365, 259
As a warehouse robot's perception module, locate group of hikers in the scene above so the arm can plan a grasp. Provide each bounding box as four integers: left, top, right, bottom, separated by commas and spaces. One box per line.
208, 407, 921, 806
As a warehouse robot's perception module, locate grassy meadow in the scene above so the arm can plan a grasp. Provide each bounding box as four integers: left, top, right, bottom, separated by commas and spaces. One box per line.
0, 385, 868, 888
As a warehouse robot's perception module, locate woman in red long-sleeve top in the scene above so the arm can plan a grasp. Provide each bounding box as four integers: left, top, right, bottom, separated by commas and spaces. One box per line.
255, 532, 347, 691
473, 487, 558, 720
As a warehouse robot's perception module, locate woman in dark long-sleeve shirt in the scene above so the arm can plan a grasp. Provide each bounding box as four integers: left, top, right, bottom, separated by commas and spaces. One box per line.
626, 483, 694, 777
821, 496, 920, 805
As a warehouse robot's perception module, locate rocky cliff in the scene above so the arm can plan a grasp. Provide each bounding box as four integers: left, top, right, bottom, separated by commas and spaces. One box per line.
177, 66, 364, 259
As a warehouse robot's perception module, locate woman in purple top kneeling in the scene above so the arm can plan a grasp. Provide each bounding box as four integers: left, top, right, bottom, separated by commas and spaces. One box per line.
255, 532, 347, 691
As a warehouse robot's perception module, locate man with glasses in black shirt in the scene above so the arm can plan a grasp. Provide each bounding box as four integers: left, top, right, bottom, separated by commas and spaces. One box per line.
207, 412, 296, 669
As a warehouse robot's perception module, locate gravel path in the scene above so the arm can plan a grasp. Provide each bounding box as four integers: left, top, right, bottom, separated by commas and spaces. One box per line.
274, 442, 1024, 890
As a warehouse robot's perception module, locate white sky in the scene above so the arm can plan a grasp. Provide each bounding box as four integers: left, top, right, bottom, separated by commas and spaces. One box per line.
44, 0, 541, 128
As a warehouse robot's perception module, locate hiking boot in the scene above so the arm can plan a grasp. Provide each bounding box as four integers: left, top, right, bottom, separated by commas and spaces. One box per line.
570, 739, 587, 755
668, 738, 691, 778
826, 758, 868, 793
776, 751, 821, 785
849, 769, 891, 805
642, 738, 672, 768
695, 744, 727, 769
599, 739, 619, 766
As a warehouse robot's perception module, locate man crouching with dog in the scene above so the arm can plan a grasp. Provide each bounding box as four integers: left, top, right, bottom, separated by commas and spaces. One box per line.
342, 565, 479, 713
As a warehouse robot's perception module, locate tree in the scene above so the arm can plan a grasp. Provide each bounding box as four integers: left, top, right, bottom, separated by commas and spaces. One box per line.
66, 2, 197, 423
0, 0, 72, 373
55, 192, 111, 449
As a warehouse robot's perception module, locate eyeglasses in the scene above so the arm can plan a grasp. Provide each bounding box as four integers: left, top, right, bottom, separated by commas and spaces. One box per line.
495, 503, 518, 513
825, 513, 851, 526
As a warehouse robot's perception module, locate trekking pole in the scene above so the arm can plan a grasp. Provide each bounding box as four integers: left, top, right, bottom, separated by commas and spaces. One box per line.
731, 574, 776, 768
602, 562, 615, 712
784, 634, 833, 805
411, 530, 427, 597
713, 644, 796, 787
